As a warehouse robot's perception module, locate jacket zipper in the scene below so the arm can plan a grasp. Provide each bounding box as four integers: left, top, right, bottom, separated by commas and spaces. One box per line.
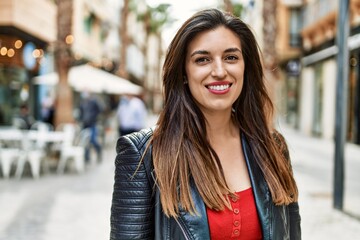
174, 217, 190, 240
151, 171, 191, 240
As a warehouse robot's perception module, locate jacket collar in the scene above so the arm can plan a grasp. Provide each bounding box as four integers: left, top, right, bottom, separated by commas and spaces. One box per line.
177, 180, 211, 239
176, 134, 271, 240
241, 133, 271, 240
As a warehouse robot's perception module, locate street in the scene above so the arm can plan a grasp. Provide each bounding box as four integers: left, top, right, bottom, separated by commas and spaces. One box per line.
281, 124, 360, 239
0, 121, 360, 240
0, 146, 115, 240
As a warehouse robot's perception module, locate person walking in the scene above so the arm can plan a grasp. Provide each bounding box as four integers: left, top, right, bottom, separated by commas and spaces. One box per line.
116, 94, 147, 137
41, 90, 55, 125
79, 91, 102, 163
110, 8, 301, 240
18, 104, 34, 129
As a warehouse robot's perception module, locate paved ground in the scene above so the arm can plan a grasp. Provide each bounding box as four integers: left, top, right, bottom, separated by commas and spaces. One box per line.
0, 147, 115, 240
279, 124, 360, 240
0, 119, 359, 239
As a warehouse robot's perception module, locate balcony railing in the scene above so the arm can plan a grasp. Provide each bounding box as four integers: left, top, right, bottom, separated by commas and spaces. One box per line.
302, 0, 338, 29
0, 0, 56, 43
281, 0, 303, 7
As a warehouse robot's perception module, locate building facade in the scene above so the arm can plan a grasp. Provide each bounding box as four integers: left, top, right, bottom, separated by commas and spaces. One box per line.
0, 0, 165, 126
300, 0, 360, 144
241, 0, 360, 145
276, 0, 303, 128
0, 0, 56, 125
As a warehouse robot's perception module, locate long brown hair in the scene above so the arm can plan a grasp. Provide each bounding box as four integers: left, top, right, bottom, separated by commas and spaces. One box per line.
151, 8, 298, 218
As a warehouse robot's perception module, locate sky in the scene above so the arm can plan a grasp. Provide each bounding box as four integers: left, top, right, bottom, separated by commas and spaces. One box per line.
146, 0, 220, 46
145, 0, 251, 46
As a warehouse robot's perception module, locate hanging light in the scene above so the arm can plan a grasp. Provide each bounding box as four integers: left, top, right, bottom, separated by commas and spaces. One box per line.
14, 40, 23, 49
7, 48, 15, 57
0, 47, 7, 56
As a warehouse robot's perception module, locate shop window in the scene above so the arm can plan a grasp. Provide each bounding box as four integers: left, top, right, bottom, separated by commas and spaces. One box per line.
0, 66, 28, 126
83, 13, 96, 34
312, 63, 323, 136
289, 8, 302, 47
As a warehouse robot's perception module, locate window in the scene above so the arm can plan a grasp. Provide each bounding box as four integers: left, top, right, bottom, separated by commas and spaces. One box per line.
83, 13, 96, 34
289, 8, 302, 47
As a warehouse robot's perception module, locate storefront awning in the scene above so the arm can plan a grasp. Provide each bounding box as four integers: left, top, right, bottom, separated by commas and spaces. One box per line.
32, 64, 143, 95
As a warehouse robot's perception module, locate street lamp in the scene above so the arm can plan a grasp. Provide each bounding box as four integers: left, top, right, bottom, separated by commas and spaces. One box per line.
334, 0, 349, 211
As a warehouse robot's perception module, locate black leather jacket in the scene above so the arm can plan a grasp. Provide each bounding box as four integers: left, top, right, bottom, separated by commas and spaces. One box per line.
110, 128, 301, 240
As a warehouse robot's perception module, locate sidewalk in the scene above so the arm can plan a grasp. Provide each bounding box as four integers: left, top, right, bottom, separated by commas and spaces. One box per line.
279, 124, 360, 239
0, 141, 116, 240
1, 117, 359, 239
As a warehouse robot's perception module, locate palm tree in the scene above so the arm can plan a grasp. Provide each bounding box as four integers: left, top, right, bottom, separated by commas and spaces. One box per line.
223, 0, 234, 13
262, 0, 278, 121
54, 0, 74, 127
222, 0, 243, 18
118, 0, 130, 79
136, 3, 172, 111
131, 2, 173, 108
262, 0, 278, 77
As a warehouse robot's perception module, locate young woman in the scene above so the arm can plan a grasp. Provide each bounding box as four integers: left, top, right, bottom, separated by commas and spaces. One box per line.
110, 8, 301, 240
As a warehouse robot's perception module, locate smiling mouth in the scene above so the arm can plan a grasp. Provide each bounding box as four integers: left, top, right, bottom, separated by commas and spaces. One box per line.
206, 83, 232, 91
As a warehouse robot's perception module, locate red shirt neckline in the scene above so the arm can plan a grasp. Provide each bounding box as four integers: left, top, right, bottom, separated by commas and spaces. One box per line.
206, 187, 263, 240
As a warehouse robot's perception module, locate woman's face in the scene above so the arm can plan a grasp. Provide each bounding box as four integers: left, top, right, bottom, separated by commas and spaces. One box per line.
185, 26, 245, 115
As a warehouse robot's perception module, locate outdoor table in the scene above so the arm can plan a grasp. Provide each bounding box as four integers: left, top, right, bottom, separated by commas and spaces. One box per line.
0, 128, 65, 179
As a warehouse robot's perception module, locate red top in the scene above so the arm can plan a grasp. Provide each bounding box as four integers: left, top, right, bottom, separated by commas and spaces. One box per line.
206, 187, 263, 240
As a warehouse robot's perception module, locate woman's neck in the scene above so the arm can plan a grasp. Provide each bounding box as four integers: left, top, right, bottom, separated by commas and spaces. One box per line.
204, 110, 239, 143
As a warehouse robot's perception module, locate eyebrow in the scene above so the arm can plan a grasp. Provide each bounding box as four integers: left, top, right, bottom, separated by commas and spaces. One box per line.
190, 47, 242, 57
190, 50, 209, 57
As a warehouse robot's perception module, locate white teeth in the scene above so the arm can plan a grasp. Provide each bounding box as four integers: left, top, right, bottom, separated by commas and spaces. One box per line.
208, 84, 230, 91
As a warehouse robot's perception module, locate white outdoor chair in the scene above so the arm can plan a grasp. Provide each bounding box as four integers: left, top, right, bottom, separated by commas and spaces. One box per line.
51, 123, 80, 152
0, 128, 23, 179
0, 147, 20, 179
30, 121, 54, 131
15, 125, 49, 179
56, 128, 91, 174
12, 117, 28, 130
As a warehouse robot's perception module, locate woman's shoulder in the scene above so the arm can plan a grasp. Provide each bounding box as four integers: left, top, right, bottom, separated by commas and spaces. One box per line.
114, 127, 155, 186
116, 127, 155, 155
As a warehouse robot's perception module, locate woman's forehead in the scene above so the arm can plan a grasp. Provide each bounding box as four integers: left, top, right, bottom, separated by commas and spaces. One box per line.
187, 27, 242, 53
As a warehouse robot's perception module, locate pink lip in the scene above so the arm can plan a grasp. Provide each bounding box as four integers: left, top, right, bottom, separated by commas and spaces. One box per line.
206, 81, 232, 95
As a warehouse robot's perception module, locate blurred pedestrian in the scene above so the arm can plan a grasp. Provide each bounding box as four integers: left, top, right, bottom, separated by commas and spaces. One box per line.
111, 8, 301, 239
41, 90, 55, 125
18, 104, 34, 129
79, 91, 102, 163
116, 94, 147, 137
0, 105, 5, 125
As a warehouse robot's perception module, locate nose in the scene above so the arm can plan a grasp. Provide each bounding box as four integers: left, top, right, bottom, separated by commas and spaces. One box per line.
211, 60, 227, 78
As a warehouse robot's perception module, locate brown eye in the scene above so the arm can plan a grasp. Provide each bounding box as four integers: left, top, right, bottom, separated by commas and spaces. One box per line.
195, 57, 210, 64
225, 55, 239, 61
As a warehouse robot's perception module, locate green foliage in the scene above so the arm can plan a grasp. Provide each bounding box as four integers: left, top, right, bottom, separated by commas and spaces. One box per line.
132, 1, 174, 34
149, 3, 173, 33
232, 3, 243, 18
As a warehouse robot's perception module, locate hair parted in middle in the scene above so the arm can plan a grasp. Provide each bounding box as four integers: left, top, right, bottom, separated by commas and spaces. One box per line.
150, 8, 298, 218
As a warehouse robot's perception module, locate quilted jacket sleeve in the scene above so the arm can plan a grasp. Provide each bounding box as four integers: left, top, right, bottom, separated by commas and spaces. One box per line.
110, 130, 155, 240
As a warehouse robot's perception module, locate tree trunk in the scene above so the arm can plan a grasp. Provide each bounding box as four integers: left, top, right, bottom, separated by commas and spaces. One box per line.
155, 31, 163, 113
223, 0, 234, 13
262, 0, 278, 74
262, 0, 278, 125
54, 0, 74, 127
118, 0, 130, 79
